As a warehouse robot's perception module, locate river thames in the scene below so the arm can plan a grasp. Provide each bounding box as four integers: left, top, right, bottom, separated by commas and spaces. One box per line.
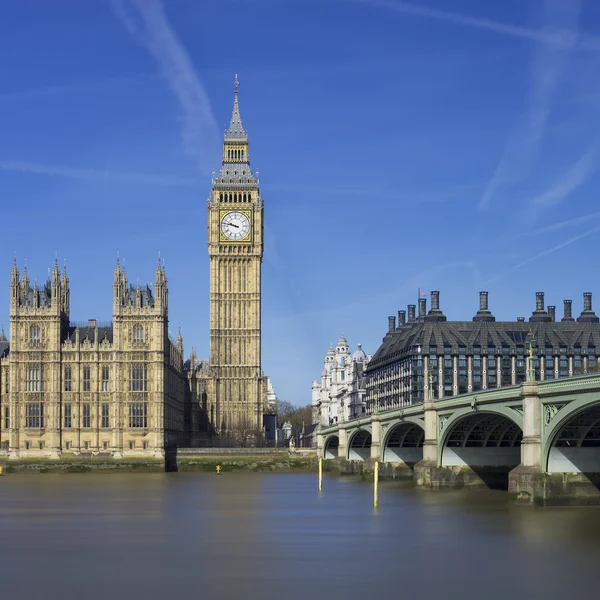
0, 472, 598, 599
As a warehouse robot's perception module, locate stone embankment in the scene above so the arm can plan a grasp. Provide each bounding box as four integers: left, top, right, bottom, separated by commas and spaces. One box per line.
0, 449, 319, 474
173, 448, 317, 473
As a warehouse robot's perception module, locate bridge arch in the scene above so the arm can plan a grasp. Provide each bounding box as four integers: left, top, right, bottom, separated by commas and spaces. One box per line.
382, 418, 424, 465
348, 428, 372, 461
439, 407, 523, 470
323, 435, 339, 459
543, 395, 600, 473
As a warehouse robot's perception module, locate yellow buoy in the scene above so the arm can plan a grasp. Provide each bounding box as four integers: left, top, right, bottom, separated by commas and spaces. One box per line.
0, 466, 3, 476
216, 465, 221, 475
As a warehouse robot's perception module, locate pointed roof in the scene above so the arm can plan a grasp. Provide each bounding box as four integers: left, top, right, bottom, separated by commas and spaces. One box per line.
337, 334, 348, 348
225, 74, 247, 141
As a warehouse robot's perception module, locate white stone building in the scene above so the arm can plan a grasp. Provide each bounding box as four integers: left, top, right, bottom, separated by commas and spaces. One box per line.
312, 335, 371, 426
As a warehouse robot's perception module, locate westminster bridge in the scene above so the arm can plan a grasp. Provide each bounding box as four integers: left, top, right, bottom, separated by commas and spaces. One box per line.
317, 371, 600, 505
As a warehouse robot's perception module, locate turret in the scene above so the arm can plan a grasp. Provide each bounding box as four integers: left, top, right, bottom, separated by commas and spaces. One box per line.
10, 259, 19, 310
61, 263, 70, 316
51, 258, 61, 314
21, 265, 30, 304
113, 257, 125, 313
176, 326, 184, 356
154, 256, 168, 313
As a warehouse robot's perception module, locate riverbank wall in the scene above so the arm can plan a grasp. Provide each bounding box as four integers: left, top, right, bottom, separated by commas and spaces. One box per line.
172, 448, 318, 473
0, 449, 319, 475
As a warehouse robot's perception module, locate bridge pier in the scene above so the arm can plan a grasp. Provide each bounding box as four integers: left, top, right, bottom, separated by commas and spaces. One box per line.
414, 399, 440, 487
338, 424, 348, 460
508, 378, 545, 503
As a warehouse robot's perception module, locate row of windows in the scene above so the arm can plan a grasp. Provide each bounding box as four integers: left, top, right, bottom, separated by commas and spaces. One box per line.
226, 149, 245, 161
27, 324, 145, 346
219, 192, 252, 203
14, 440, 150, 451
12, 365, 149, 393
3, 403, 149, 429
423, 345, 597, 355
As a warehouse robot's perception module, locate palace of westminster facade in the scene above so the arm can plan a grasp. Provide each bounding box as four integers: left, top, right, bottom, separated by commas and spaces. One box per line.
0, 81, 267, 458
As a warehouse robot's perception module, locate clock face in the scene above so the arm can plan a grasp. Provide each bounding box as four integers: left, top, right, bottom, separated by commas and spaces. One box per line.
221, 211, 251, 241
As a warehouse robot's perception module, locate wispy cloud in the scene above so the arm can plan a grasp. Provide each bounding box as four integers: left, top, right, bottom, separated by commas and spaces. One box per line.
529, 147, 597, 209
341, 0, 583, 46
0, 161, 201, 187
111, 0, 220, 174
531, 211, 600, 236
483, 225, 600, 285
479, 0, 581, 210
0, 74, 154, 103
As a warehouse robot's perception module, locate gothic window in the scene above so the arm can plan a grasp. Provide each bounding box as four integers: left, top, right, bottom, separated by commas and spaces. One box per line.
25, 403, 43, 428
26, 365, 42, 392
129, 403, 148, 428
4, 406, 9, 429
130, 365, 147, 392
83, 366, 91, 392
30, 324, 40, 345
101, 403, 109, 428
63, 404, 72, 428
101, 367, 109, 392
5, 370, 8, 393
64, 366, 72, 392
82, 404, 91, 428
242, 150, 244, 160
133, 325, 144, 345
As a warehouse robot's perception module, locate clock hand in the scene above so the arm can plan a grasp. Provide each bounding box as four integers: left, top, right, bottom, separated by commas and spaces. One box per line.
229, 222, 239, 228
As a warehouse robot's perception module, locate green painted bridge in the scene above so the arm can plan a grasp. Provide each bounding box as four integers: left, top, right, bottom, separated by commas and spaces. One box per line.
317, 371, 600, 505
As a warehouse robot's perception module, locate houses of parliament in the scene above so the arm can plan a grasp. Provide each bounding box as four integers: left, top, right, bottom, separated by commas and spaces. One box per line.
0, 81, 267, 458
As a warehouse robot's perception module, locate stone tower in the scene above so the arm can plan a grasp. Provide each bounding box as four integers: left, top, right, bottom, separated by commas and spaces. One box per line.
7, 258, 69, 457
207, 76, 264, 433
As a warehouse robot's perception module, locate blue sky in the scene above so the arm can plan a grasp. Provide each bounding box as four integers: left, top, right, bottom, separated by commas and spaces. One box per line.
1, 0, 600, 407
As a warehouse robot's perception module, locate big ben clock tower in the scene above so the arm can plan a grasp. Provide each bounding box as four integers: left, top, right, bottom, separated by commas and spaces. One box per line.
207, 76, 264, 434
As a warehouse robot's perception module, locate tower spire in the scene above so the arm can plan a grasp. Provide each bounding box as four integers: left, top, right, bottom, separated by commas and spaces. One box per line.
225, 74, 246, 140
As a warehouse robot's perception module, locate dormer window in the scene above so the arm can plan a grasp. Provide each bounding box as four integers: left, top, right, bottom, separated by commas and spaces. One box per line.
30, 325, 40, 345
133, 325, 144, 345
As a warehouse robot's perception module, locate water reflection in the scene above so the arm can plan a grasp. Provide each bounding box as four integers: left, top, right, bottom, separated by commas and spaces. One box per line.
0, 473, 598, 599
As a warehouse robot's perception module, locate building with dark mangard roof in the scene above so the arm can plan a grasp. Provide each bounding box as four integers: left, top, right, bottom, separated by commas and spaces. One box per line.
365, 291, 600, 414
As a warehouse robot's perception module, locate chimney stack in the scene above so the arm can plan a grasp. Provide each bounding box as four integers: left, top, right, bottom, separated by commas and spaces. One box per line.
388, 316, 396, 332
480, 291, 488, 311
425, 290, 447, 322
517, 317, 525, 322
418, 298, 426, 319
577, 292, 599, 323
562, 299, 574, 322
408, 304, 416, 322
530, 291, 551, 323
536, 292, 544, 312
473, 291, 495, 322
398, 310, 406, 326
548, 306, 556, 322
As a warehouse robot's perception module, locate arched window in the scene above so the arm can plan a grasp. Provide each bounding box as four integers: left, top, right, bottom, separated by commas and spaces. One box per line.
241, 150, 244, 160
243, 193, 247, 202
30, 325, 40, 345
229, 193, 232, 202
248, 194, 252, 202
219, 193, 223, 202
133, 325, 144, 345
